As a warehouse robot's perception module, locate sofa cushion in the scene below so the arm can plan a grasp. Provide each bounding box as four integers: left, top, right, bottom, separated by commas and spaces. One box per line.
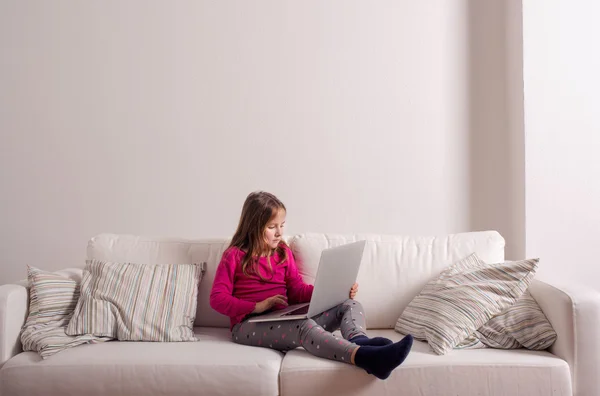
0, 327, 282, 396
66, 260, 205, 341
279, 329, 572, 396
394, 254, 539, 355
20, 266, 111, 359
457, 290, 558, 350
289, 231, 505, 329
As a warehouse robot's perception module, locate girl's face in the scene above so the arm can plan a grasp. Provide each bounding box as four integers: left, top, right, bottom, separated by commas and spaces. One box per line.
264, 208, 286, 250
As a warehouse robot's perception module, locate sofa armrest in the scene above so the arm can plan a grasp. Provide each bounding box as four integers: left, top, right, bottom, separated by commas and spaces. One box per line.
529, 279, 600, 396
0, 284, 28, 368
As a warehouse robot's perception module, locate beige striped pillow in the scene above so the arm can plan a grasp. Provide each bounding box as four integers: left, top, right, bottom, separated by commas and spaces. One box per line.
394, 253, 539, 355
456, 290, 557, 350
21, 266, 112, 359
66, 260, 205, 342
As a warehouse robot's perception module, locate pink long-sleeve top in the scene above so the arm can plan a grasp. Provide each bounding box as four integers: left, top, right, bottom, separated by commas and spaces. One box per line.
209, 244, 314, 329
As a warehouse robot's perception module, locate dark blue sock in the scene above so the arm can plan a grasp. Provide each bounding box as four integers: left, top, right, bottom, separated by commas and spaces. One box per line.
354, 334, 413, 380
349, 335, 393, 346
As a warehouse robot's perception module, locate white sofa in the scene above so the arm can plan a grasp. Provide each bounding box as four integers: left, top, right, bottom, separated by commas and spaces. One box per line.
1, 231, 599, 396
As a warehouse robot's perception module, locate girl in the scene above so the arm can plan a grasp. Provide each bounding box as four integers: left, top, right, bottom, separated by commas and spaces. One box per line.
209, 191, 413, 380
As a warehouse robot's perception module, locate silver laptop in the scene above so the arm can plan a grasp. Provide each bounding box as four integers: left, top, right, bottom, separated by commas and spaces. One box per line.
248, 240, 366, 323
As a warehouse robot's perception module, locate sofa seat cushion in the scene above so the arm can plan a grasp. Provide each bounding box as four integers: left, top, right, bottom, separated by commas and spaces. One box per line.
280, 330, 572, 396
0, 327, 282, 396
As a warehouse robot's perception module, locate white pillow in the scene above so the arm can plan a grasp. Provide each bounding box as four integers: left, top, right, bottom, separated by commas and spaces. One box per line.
456, 290, 557, 350
66, 260, 205, 341
395, 253, 539, 355
21, 266, 111, 359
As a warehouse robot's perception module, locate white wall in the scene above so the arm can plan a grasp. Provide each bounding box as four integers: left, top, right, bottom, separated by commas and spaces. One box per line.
467, 0, 525, 262
524, 1, 600, 288
0, 1, 520, 284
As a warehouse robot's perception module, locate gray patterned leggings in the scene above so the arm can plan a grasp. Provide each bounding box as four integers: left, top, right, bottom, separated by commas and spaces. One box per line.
232, 299, 367, 364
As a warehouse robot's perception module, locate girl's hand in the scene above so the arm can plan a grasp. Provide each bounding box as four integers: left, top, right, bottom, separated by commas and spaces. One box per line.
253, 294, 288, 314
349, 283, 359, 299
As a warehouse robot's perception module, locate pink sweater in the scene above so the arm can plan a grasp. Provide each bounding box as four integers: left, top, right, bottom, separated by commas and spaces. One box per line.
209, 245, 314, 329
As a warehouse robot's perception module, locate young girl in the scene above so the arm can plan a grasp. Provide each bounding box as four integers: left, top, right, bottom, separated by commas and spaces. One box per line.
209, 191, 413, 380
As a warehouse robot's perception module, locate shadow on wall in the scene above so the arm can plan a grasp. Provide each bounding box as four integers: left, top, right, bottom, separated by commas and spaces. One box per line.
467, 0, 525, 260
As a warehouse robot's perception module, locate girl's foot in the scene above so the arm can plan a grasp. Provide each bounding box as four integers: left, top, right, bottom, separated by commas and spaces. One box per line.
354, 334, 413, 380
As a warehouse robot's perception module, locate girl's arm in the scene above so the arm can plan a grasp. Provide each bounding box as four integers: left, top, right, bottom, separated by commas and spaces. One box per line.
209, 250, 256, 318
285, 248, 314, 304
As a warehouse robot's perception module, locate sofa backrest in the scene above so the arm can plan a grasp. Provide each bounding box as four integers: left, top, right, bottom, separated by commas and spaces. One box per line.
289, 231, 505, 329
87, 230, 505, 329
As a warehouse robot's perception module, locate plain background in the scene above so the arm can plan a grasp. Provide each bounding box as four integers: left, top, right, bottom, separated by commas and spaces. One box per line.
523, 0, 600, 287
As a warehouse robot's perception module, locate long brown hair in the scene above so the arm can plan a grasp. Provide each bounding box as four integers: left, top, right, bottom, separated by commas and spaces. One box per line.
229, 191, 289, 279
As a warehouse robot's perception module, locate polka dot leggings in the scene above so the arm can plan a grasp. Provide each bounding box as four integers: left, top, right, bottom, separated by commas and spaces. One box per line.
231, 299, 367, 364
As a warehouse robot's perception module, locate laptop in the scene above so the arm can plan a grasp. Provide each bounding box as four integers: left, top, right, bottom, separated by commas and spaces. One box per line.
247, 240, 367, 323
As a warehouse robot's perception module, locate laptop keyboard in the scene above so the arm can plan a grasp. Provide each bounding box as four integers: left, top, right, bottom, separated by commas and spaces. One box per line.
282, 305, 309, 316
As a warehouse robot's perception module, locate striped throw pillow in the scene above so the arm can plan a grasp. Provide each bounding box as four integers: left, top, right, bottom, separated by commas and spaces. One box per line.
456, 290, 557, 350
21, 266, 111, 359
66, 260, 205, 342
394, 253, 539, 355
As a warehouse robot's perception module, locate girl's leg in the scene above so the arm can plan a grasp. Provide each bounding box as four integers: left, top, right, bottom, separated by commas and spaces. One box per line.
312, 299, 392, 346
311, 299, 367, 339
314, 301, 413, 380
232, 318, 357, 363
232, 315, 413, 380
232, 319, 304, 351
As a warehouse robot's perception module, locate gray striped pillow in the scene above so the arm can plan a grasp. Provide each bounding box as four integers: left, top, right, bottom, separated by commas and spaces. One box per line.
456, 290, 557, 350
21, 266, 111, 359
394, 253, 539, 355
66, 260, 205, 342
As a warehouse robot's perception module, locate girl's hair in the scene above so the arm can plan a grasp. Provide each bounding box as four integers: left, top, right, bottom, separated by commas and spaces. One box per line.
229, 191, 289, 279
